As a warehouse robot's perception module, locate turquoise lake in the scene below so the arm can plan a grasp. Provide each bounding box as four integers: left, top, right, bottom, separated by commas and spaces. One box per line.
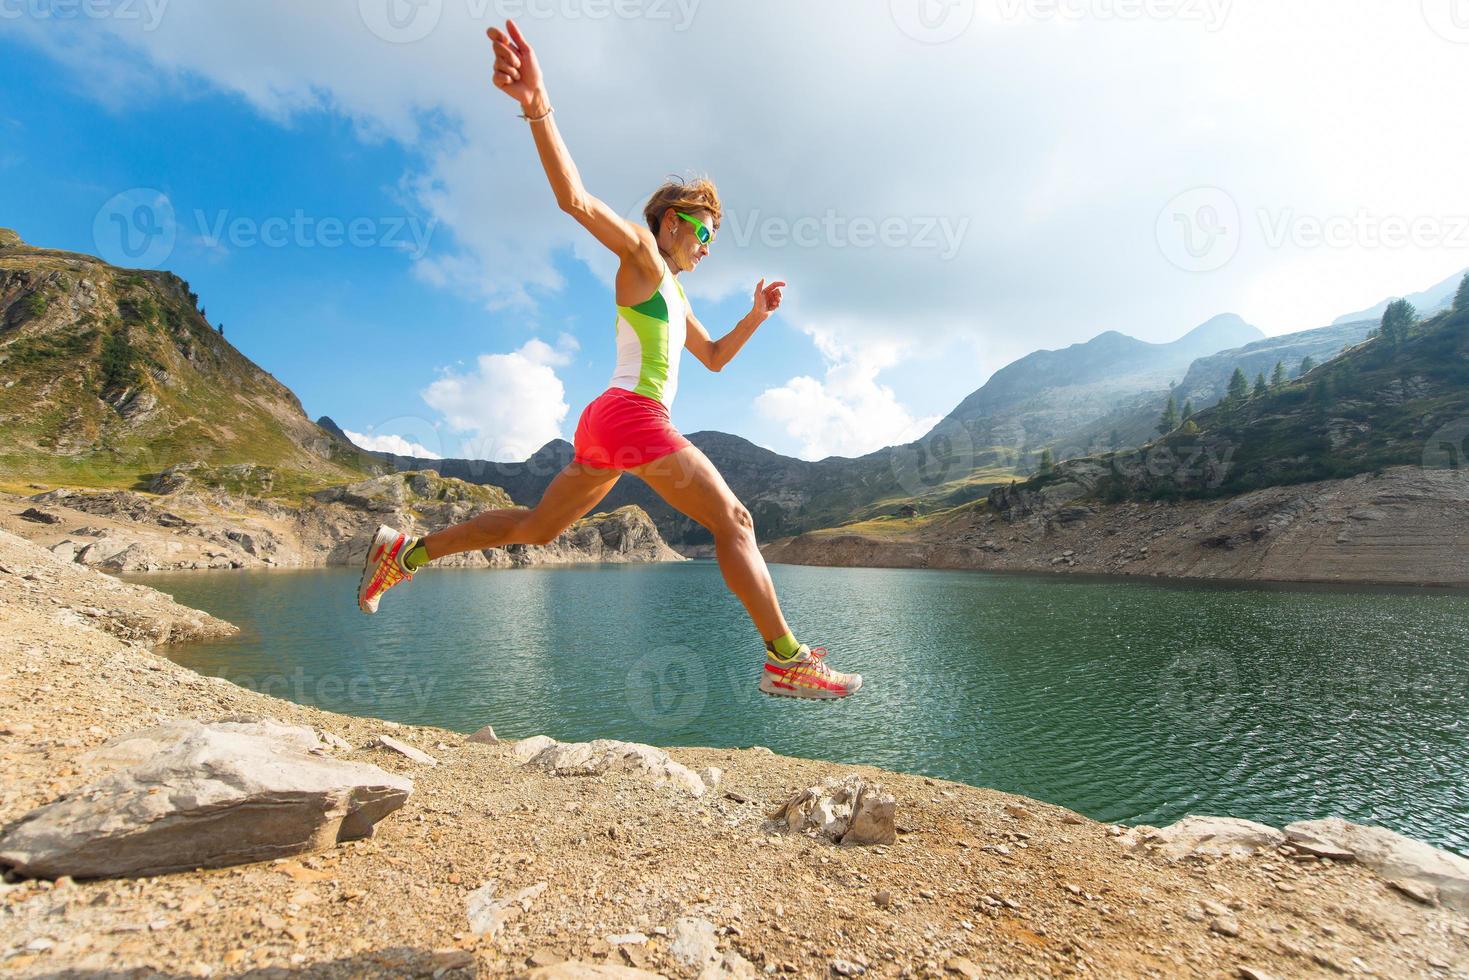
132, 561, 1469, 857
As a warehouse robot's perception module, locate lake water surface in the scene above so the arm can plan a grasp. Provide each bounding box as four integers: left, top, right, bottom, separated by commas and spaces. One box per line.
133, 561, 1469, 856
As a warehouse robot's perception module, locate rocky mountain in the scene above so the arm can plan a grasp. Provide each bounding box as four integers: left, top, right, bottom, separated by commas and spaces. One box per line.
0, 228, 381, 494
994, 288, 1469, 509
1331, 265, 1467, 326
337, 317, 1271, 549
1087, 317, 1381, 451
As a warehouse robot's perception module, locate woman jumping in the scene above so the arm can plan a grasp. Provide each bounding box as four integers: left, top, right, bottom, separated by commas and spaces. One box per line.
356, 19, 861, 700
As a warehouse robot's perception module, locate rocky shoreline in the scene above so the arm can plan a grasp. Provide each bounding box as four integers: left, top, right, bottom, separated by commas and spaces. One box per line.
761, 467, 1469, 589
0, 470, 684, 573
1, 528, 1467, 978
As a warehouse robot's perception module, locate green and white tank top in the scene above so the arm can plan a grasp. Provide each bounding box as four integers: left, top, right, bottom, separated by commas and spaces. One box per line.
608, 261, 687, 409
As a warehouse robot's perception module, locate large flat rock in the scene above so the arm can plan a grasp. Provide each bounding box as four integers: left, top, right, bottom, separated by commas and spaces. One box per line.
1285, 817, 1469, 912
0, 719, 412, 879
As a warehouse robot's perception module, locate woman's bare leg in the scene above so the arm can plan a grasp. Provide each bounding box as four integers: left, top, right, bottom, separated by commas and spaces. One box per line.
629, 445, 789, 642
420, 461, 622, 559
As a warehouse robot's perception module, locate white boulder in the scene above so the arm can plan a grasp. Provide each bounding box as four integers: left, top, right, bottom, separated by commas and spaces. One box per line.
766, 775, 897, 846
0, 719, 411, 878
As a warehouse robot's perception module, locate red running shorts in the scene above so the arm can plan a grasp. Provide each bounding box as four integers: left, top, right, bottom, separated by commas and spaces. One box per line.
572, 386, 693, 470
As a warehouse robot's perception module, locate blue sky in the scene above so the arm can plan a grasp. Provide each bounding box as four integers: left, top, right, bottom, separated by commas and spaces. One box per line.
3, 2, 1467, 462
0, 39, 835, 460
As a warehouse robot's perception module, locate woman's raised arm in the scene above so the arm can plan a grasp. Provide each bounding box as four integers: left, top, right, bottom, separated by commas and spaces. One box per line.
487, 20, 647, 261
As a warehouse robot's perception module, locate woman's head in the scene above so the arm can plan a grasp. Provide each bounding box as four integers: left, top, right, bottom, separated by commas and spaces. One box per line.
645, 175, 721, 273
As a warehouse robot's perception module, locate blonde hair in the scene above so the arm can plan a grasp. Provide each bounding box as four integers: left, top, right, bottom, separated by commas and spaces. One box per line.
643, 175, 722, 236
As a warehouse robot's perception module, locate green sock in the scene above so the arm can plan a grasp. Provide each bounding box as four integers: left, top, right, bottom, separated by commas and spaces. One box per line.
402, 538, 431, 572
765, 630, 801, 660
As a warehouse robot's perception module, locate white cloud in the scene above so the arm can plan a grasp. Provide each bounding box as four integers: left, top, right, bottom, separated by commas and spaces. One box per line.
12, 2, 1469, 408
421, 333, 579, 460
343, 429, 443, 459
755, 324, 942, 461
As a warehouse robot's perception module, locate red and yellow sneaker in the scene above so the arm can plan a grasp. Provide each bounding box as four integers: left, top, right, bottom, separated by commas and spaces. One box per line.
759, 644, 863, 699
357, 524, 413, 614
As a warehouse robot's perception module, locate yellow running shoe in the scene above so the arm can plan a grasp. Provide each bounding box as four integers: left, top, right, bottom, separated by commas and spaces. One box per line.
759, 644, 863, 699
357, 524, 413, 614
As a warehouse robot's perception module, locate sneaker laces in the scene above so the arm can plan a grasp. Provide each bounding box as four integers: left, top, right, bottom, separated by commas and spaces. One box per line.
800, 645, 842, 678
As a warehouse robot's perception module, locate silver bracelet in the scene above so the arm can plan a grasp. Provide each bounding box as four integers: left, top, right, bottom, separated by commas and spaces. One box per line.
519, 104, 553, 123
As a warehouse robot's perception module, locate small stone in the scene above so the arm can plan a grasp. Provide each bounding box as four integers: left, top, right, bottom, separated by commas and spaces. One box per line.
429, 949, 473, 971
873, 890, 893, 909
669, 916, 718, 968
944, 956, 982, 978
1210, 916, 1241, 937
832, 959, 866, 977
527, 949, 565, 967
1388, 880, 1438, 906
467, 725, 499, 745
372, 734, 437, 766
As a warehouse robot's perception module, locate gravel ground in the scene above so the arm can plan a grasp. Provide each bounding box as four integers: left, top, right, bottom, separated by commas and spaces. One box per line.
1, 529, 1466, 979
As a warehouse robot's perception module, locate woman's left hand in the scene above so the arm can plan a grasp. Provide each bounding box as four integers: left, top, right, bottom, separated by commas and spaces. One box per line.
753, 278, 786, 319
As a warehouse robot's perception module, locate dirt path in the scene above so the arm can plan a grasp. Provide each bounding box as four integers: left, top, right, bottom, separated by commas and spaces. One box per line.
1, 529, 1465, 978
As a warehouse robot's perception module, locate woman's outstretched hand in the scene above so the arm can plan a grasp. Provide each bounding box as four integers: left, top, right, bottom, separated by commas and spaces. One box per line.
487, 20, 547, 112
753, 278, 786, 319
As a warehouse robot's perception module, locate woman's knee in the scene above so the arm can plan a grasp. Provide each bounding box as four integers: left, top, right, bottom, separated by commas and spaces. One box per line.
711, 502, 755, 538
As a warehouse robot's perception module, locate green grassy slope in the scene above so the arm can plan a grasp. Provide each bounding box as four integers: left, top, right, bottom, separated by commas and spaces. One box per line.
0, 229, 382, 496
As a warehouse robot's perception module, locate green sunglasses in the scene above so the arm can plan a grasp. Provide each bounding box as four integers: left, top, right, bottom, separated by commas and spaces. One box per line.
676, 210, 714, 246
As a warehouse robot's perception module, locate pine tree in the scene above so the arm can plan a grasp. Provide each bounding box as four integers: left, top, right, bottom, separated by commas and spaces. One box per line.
1298, 355, 1316, 378
1456, 273, 1469, 312
1380, 298, 1417, 346
1038, 448, 1054, 476
1181, 400, 1194, 421
1253, 372, 1268, 398
1271, 361, 1286, 387
1157, 394, 1179, 435
1227, 367, 1249, 405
